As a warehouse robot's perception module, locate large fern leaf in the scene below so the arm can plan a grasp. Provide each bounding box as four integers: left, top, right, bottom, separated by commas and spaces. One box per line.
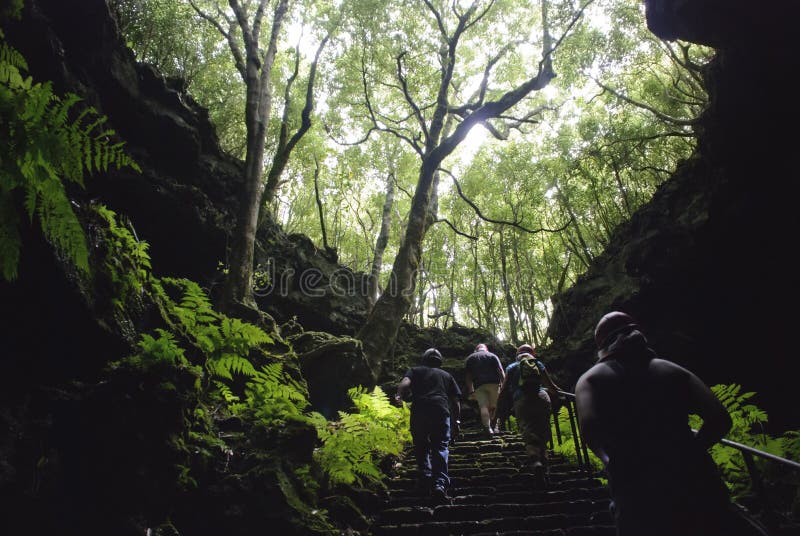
0, 36, 139, 281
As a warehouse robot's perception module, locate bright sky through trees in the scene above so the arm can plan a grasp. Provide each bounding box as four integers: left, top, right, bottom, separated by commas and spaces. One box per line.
115, 0, 712, 345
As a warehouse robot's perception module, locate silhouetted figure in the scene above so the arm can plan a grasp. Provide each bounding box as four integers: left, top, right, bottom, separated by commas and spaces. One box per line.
499, 343, 562, 485
395, 348, 461, 503
575, 311, 767, 535
464, 343, 505, 436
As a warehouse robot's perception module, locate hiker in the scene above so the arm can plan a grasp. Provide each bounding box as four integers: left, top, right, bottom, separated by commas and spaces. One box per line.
464, 343, 505, 436
394, 348, 462, 503
575, 311, 768, 536
498, 343, 561, 484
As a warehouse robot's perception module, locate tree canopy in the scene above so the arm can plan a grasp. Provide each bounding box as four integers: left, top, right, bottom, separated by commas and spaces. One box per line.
113, 0, 712, 351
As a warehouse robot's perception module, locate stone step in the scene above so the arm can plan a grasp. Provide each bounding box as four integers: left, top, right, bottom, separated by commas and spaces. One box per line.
392, 464, 579, 479
387, 486, 612, 508
448, 455, 569, 467
388, 475, 603, 492
387, 487, 611, 510
374, 424, 612, 536
395, 463, 585, 478
378, 498, 611, 525
373, 512, 615, 536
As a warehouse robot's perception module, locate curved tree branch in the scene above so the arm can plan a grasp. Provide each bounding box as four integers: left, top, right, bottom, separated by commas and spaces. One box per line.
442, 169, 573, 234
434, 218, 478, 240
595, 79, 698, 127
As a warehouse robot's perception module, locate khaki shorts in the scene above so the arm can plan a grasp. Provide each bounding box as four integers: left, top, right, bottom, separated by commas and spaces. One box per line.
469, 382, 500, 409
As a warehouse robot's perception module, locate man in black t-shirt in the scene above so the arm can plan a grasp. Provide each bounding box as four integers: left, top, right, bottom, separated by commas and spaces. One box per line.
395, 348, 462, 503
576, 311, 766, 536
464, 343, 505, 435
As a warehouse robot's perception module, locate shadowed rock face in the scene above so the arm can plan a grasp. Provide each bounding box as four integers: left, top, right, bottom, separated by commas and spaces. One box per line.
546, 0, 800, 432
4, 0, 372, 339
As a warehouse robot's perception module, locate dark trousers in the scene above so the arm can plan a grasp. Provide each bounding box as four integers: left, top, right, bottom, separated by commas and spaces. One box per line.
410, 404, 451, 489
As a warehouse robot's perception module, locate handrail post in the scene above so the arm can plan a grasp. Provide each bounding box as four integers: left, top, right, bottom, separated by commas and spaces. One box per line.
741, 450, 766, 510
571, 398, 592, 475
553, 397, 563, 446
564, 399, 586, 469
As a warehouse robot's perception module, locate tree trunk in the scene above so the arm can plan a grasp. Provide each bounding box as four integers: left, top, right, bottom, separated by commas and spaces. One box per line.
367, 174, 394, 309
357, 158, 439, 380
499, 228, 519, 345
313, 157, 330, 250
220, 0, 289, 311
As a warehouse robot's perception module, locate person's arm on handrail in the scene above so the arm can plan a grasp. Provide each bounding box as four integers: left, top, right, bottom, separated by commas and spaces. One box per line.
687, 371, 732, 451
575, 374, 610, 465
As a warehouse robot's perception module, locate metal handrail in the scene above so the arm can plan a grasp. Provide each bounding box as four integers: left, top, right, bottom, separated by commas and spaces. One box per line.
549, 389, 800, 524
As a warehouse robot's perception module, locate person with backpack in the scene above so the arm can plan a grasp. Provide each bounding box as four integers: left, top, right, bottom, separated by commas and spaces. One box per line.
464, 343, 506, 436
498, 343, 562, 485
394, 348, 462, 504
575, 311, 769, 536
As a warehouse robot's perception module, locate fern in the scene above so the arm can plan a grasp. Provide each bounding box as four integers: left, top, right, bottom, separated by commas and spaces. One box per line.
549, 405, 605, 478
92, 204, 152, 311
690, 384, 800, 506
236, 363, 311, 426
0, 35, 139, 281
313, 386, 411, 487
137, 329, 187, 365
207, 352, 257, 380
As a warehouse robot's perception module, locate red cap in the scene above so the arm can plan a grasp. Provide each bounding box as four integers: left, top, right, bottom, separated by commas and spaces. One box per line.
516, 343, 535, 355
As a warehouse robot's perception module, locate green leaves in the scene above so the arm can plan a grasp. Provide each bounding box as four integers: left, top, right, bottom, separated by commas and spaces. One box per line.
0, 36, 140, 281
138, 329, 187, 365
690, 384, 799, 501
312, 386, 410, 486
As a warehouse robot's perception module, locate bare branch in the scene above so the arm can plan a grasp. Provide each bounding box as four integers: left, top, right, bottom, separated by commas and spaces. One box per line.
188, 0, 247, 78
392, 175, 414, 199
262, 32, 331, 204
595, 79, 698, 127
423, 0, 448, 38
442, 169, 572, 234
463, 0, 495, 32
435, 218, 478, 240
229, 0, 254, 50
360, 50, 423, 154
396, 51, 430, 142
251, 0, 268, 43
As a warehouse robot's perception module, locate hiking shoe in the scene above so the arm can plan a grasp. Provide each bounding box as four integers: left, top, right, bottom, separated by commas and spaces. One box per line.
430, 486, 452, 505
532, 461, 546, 487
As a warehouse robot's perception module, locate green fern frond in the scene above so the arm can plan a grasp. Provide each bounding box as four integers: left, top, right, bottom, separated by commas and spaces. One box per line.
1, 36, 140, 281
0, 42, 26, 77
36, 177, 89, 271
214, 380, 240, 403
138, 329, 186, 364
208, 352, 258, 380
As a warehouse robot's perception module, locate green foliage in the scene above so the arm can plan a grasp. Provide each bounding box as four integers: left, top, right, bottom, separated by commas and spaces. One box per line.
92, 204, 151, 310
151, 278, 272, 381
550, 405, 605, 479
234, 363, 311, 425
142, 277, 312, 431
312, 386, 410, 487
690, 384, 800, 503
0, 34, 139, 281
138, 328, 188, 365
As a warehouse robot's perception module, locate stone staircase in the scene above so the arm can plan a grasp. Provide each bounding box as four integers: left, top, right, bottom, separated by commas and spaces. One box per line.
372, 419, 615, 536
